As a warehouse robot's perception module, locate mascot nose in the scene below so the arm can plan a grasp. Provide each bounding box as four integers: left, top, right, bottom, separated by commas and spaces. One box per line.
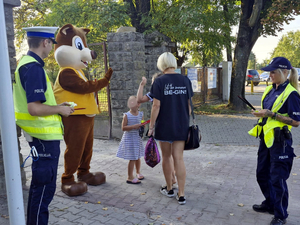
91, 50, 97, 59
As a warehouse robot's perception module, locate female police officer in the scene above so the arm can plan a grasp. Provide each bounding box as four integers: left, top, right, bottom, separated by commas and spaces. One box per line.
249, 57, 300, 225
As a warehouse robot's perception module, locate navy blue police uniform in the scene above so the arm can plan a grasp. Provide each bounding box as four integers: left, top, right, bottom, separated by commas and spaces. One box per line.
19, 51, 60, 225
257, 80, 300, 221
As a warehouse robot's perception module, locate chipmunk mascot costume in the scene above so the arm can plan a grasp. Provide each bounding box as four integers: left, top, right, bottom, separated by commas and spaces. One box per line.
53, 24, 113, 197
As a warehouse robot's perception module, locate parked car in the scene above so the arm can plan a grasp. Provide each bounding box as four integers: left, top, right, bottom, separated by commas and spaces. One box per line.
260, 72, 270, 82
246, 69, 260, 86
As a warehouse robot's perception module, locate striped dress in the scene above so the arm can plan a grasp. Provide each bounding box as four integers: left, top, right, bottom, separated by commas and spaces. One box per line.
117, 111, 144, 160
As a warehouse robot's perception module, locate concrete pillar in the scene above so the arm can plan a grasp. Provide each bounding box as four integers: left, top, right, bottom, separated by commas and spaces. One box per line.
1, 0, 23, 193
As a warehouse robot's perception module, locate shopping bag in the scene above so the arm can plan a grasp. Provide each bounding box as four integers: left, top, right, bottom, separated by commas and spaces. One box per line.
144, 136, 160, 168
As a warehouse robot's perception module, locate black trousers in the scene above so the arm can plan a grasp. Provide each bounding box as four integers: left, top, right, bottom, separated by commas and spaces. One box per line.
27, 138, 60, 225
256, 137, 295, 220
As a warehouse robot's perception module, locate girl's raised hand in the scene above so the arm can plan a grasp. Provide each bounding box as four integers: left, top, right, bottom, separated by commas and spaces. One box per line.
140, 77, 147, 86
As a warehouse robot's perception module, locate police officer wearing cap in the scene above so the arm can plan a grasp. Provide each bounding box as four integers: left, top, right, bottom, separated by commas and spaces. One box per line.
248, 57, 300, 225
13, 27, 74, 225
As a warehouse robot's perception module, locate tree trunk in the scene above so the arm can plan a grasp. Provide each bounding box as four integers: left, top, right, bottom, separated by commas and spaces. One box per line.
223, 3, 232, 62
124, 0, 151, 33
229, 0, 262, 110
174, 43, 186, 67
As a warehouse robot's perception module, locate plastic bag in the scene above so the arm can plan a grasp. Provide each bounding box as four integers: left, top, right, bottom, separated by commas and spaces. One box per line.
144, 136, 160, 168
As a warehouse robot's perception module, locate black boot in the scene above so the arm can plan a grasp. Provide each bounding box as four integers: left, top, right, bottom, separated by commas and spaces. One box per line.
252, 203, 274, 214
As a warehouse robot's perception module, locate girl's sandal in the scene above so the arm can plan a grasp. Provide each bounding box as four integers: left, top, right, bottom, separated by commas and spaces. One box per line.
126, 178, 141, 184
136, 174, 144, 180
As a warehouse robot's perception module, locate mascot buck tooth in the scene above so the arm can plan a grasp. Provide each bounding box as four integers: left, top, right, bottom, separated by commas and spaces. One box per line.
53, 24, 113, 196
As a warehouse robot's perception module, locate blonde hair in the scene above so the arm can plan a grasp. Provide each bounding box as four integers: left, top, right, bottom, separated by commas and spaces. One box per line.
288, 68, 299, 93
157, 52, 177, 72
151, 72, 163, 84
278, 68, 299, 93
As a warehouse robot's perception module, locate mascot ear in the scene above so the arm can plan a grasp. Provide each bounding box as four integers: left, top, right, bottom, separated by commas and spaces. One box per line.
82, 28, 90, 35
60, 24, 74, 35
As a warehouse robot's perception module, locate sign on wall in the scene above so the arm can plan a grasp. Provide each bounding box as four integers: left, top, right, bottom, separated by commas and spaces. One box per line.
187, 68, 200, 92
207, 68, 217, 89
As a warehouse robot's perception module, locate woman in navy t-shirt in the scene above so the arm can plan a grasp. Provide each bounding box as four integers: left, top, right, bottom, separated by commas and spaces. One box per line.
148, 52, 193, 205
137, 73, 178, 188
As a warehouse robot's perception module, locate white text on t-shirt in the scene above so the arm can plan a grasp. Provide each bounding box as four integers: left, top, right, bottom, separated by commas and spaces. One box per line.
164, 83, 187, 95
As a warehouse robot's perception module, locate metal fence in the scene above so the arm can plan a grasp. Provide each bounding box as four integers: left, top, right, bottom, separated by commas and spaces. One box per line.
87, 42, 111, 139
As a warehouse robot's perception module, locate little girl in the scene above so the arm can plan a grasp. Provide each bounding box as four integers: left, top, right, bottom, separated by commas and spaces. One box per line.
117, 96, 145, 184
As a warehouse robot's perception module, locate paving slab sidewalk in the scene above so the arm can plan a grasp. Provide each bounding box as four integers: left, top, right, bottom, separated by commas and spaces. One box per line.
1, 85, 300, 225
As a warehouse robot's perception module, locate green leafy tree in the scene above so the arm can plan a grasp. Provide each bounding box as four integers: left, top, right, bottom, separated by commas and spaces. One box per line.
257, 58, 270, 70
14, 0, 130, 44
14, 0, 240, 68
229, 0, 300, 110
14, 0, 130, 81
145, 0, 240, 66
271, 31, 300, 67
247, 51, 256, 69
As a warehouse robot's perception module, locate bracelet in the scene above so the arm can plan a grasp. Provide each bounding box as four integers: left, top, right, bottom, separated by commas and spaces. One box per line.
149, 127, 154, 130
272, 112, 277, 120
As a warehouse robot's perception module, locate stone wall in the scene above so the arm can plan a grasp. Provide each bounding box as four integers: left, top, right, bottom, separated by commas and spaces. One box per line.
107, 29, 174, 139
107, 32, 146, 138
142, 31, 175, 121
0, 0, 23, 193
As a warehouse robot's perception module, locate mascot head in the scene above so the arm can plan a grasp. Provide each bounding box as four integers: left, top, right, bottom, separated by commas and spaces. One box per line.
55, 24, 97, 70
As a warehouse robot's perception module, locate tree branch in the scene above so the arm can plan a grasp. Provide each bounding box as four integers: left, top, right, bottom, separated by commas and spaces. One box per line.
248, 0, 263, 27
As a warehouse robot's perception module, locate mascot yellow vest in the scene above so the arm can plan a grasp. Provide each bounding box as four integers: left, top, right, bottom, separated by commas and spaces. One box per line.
248, 83, 297, 148
13, 55, 63, 140
53, 67, 99, 115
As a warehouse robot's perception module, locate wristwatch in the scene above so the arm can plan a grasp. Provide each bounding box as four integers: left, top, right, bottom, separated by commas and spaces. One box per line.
272, 112, 277, 120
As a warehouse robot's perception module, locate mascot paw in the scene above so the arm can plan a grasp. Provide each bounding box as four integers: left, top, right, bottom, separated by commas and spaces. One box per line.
105, 68, 113, 81
61, 181, 87, 197
78, 172, 106, 186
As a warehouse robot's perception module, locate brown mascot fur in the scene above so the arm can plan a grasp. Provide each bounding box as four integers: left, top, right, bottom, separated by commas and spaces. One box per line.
53, 24, 113, 196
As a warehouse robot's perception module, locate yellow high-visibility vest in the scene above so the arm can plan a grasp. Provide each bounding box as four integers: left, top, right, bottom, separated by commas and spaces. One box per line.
53, 67, 100, 115
248, 83, 298, 148
13, 55, 63, 140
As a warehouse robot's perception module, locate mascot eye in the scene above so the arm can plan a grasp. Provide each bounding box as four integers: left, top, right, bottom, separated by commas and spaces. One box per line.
74, 37, 84, 50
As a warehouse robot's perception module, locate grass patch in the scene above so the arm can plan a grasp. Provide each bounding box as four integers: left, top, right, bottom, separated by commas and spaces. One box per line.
194, 100, 246, 115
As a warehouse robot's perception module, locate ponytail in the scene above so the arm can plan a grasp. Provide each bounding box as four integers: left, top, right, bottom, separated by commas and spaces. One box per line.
289, 68, 299, 93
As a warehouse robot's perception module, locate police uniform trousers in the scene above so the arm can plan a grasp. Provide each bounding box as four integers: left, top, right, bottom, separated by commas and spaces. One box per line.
256, 135, 295, 220
27, 138, 60, 225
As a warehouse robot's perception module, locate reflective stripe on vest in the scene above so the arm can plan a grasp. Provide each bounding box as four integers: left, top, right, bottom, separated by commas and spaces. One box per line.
248, 83, 296, 148
13, 55, 63, 140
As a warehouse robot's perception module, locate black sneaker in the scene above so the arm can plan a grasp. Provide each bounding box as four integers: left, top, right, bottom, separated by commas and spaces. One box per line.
160, 186, 174, 197
176, 194, 186, 205
270, 217, 286, 225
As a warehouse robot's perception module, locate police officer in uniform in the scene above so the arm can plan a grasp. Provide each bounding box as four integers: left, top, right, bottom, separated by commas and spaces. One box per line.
249, 57, 300, 225
13, 27, 74, 225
